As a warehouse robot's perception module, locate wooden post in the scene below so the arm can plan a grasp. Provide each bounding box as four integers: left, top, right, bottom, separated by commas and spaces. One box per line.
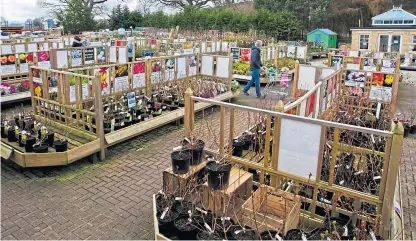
228, 109, 235, 155
271, 100, 284, 188
29, 65, 36, 114
219, 106, 225, 155
381, 122, 404, 238
292, 60, 300, 100
328, 128, 339, 185
184, 88, 194, 138
327, 53, 332, 67
390, 55, 401, 116
94, 73, 106, 161
260, 115, 272, 184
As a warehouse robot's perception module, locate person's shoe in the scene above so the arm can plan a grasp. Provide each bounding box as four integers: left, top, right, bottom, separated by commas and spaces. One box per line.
243, 91, 249, 96
256, 95, 261, 98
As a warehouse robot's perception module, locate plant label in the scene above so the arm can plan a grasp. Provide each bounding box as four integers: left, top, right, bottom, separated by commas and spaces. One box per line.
160, 207, 169, 220
371, 134, 375, 143
172, 146, 182, 151
276, 233, 283, 241
301, 233, 307, 241
343, 226, 348, 236
376, 102, 381, 119
204, 223, 213, 233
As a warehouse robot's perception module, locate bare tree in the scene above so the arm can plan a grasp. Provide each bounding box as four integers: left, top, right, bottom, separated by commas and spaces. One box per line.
156, 0, 212, 9
136, 0, 155, 14
37, 0, 128, 17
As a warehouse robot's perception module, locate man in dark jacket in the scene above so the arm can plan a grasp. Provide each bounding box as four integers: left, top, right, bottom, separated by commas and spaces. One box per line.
242, 40, 263, 98
72, 36, 83, 47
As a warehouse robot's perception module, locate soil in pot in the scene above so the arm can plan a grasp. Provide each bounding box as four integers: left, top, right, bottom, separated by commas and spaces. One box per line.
206, 161, 232, 190
173, 201, 193, 215
410, 125, 416, 134
7, 128, 16, 142
193, 210, 214, 228
157, 209, 180, 238
171, 150, 191, 174
404, 125, 410, 137
54, 140, 68, 152
196, 231, 222, 240
174, 216, 198, 240
231, 226, 258, 240
285, 229, 304, 240
25, 136, 36, 152
33, 143, 49, 153
182, 139, 205, 165
47, 132, 54, 147
260, 230, 283, 240
232, 139, 245, 157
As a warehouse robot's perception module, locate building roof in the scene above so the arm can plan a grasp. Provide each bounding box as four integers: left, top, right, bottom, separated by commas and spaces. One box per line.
307, 28, 337, 36
372, 7, 416, 21
351, 25, 416, 30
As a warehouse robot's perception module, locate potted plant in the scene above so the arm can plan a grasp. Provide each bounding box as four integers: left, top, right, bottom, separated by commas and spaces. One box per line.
33, 134, 48, 153
205, 155, 232, 190
171, 147, 192, 174
232, 137, 245, 157
54, 128, 70, 152
182, 138, 205, 166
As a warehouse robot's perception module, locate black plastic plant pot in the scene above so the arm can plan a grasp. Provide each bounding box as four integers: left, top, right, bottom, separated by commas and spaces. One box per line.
196, 231, 222, 240
169, 105, 179, 111
157, 210, 180, 238
410, 125, 416, 134
173, 200, 193, 215
103, 120, 112, 128
132, 117, 140, 125
7, 128, 16, 142
173, 216, 198, 240
152, 112, 162, 117
54, 140, 68, 152
206, 161, 232, 190
193, 210, 214, 227
232, 139, 245, 157
260, 230, 283, 240
171, 150, 191, 174
33, 144, 49, 153
285, 229, 304, 240
1, 125, 6, 138
183, 139, 205, 166
231, 226, 258, 240
25, 137, 36, 152
242, 134, 252, 150
114, 123, 122, 131
104, 128, 111, 134
47, 132, 54, 147
404, 125, 410, 137
179, 102, 185, 107
147, 101, 155, 108
142, 114, 150, 121
124, 120, 132, 127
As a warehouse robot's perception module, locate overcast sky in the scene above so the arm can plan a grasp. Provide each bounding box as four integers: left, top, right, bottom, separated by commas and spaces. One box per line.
0, 0, 141, 22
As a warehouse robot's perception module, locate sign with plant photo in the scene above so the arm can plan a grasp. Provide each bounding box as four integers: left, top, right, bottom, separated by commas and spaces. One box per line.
94, 67, 110, 95
96, 47, 106, 63
37, 51, 51, 69
0, 54, 17, 75
230, 47, 240, 62
188, 56, 197, 76
345, 57, 360, 70
84, 48, 95, 65
151, 60, 162, 83
114, 64, 129, 92
71, 49, 83, 67
165, 58, 175, 81
330, 55, 343, 68
132, 62, 146, 88
345, 70, 366, 88
32, 68, 42, 97
69, 72, 89, 102
369, 73, 393, 101
363, 58, 378, 71
240, 48, 251, 62
18, 53, 34, 73
381, 59, 396, 73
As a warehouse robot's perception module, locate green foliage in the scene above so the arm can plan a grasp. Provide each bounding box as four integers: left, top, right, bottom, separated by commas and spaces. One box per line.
55, 0, 96, 34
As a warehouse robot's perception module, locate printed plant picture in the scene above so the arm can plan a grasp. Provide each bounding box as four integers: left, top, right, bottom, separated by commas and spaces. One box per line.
38, 51, 50, 62
372, 73, 394, 87
345, 70, 366, 87
115, 64, 128, 77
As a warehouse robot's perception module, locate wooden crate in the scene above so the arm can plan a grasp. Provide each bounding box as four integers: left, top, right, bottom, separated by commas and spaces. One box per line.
242, 186, 300, 235
202, 167, 253, 215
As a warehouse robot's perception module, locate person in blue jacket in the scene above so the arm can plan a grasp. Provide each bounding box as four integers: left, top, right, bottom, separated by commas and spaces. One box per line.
243, 40, 263, 98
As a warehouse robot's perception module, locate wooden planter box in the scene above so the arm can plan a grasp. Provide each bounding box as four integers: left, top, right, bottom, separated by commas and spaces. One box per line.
241, 186, 300, 235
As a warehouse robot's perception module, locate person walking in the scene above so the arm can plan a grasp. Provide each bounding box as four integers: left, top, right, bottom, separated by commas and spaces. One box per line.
242, 40, 263, 98
72, 36, 83, 47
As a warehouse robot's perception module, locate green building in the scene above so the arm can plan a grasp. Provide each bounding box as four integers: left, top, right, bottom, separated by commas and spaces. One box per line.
307, 29, 337, 48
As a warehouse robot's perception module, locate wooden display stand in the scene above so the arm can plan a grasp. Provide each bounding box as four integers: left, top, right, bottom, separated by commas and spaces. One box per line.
162, 161, 207, 197
242, 186, 300, 235
202, 167, 253, 216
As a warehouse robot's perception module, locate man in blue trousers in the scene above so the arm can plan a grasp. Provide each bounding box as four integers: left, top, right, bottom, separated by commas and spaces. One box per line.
243, 40, 263, 98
